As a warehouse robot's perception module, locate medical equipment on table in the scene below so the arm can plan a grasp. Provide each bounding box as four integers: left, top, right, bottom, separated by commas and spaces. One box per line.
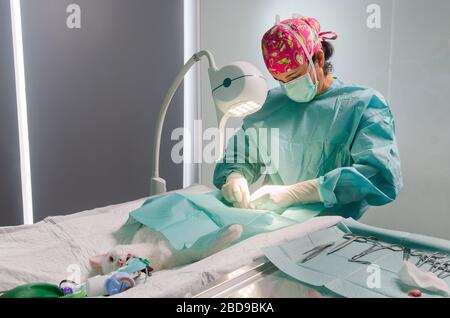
59, 280, 87, 297
84, 257, 153, 297
0, 283, 74, 298
324, 232, 430, 266
403, 247, 422, 261
327, 233, 378, 255
330, 233, 447, 271
416, 251, 446, 268
350, 241, 405, 265
86, 272, 135, 297
405, 251, 450, 279
290, 233, 430, 270
415, 254, 450, 279
440, 270, 450, 279
0, 257, 152, 298
263, 218, 450, 298
326, 233, 419, 265
430, 260, 450, 278
301, 242, 335, 263
321, 232, 450, 284
437, 262, 450, 278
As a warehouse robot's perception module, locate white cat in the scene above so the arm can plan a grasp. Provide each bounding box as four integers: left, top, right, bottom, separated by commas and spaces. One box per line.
90, 224, 243, 275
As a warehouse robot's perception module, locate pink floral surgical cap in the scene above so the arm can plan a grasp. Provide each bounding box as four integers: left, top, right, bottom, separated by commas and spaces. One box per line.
261, 16, 337, 75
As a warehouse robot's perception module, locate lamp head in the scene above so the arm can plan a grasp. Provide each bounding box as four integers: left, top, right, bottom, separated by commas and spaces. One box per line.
209, 61, 268, 118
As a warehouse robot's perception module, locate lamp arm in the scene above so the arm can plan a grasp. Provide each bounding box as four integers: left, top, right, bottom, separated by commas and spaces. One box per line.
151, 50, 218, 195
216, 113, 231, 163
194, 50, 218, 72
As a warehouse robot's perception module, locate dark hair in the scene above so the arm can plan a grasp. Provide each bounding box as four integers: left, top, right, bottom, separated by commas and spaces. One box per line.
312, 41, 334, 75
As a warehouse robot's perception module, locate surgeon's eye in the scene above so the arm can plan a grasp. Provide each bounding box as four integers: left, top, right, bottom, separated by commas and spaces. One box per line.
109, 256, 114, 263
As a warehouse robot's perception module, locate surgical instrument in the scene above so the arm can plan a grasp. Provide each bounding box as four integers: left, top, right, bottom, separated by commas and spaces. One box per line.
430, 259, 449, 273
327, 233, 378, 255
350, 241, 404, 265
403, 247, 411, 261
301, 242, 335, 263
403, 248, 424, 262
416, 252, 447, 268
432, 256, 450, 279
438, 268, 450, 279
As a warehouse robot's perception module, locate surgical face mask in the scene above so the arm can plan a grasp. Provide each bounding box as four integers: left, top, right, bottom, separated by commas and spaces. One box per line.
279, 65, 318, 103
277, 22, 319, 103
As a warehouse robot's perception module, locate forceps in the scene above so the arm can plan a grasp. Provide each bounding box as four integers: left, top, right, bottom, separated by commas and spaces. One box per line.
403, 247, 424, 261
327, 233, 378, 255
430, 259, 450, 273
425, 257, 450, 279
416, 251, 447, 268
437, 265, 450, 279
301, 242, 335, 263
350, 242, 404, 265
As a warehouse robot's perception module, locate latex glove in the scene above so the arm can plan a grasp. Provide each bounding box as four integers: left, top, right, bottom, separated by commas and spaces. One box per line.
221, 173, 251, 209
250, 179, 322, 211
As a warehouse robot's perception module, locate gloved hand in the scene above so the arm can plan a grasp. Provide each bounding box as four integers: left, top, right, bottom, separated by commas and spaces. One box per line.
221, 173, 251, 209
249, 179, 322, 211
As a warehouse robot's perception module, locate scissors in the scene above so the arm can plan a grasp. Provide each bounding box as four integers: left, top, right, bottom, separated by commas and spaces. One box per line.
327, 233, 378, 255
301, 242, 335, 263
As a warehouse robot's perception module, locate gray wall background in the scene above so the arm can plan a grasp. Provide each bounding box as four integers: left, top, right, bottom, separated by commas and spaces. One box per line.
199, 0, 450, 239
9, 0, 184, 223
0, 0, 23, 226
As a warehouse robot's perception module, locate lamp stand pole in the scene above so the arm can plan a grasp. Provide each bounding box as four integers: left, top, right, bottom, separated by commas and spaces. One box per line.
150, 50, 217, 196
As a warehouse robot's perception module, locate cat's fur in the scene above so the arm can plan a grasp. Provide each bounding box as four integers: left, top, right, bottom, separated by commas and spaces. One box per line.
90, 224, 243, 275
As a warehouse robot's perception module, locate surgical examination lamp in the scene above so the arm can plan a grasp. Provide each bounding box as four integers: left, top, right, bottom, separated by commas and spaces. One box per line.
150, 50, 268, 196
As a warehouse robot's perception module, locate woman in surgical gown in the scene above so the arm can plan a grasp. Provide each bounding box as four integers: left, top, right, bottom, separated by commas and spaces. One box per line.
214, 16, 403, 219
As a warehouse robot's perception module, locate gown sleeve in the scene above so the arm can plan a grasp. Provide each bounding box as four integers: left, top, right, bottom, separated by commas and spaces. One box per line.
213, 126, 263, 189
319, 89, 403, 208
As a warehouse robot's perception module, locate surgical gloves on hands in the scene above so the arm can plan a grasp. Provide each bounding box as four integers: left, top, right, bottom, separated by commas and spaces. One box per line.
250, 179, 323, 211
221, 173, 251, 208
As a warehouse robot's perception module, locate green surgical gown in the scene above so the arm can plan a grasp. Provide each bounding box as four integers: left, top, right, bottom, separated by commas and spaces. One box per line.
214, 79, 403, 219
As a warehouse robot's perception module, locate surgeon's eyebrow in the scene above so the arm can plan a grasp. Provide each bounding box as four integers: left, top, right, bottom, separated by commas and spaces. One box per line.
273, 69, 301, 83
286, 73, 297, 80
286, 70, 301, 81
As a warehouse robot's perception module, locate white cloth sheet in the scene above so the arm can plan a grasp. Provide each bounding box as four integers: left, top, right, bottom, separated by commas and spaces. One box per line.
0, 185, 342, 297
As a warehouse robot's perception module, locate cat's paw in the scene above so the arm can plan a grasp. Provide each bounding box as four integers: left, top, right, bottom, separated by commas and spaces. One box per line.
226, 224, 243, 242
204, 224, 243, 256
